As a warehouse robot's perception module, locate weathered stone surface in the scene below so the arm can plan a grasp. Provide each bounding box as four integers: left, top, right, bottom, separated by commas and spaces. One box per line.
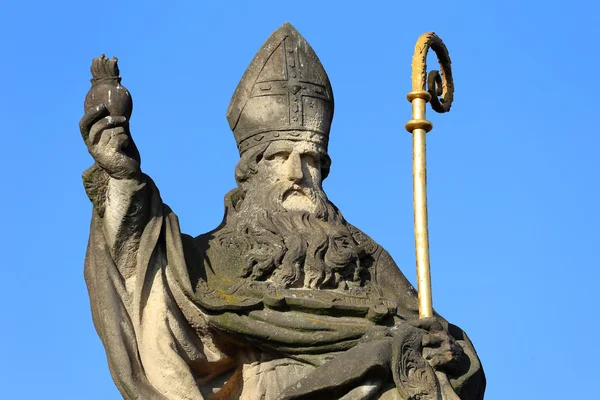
80, 22, 485, 399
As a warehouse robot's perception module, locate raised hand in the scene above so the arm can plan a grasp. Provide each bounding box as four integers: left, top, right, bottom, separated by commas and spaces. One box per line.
80, 104, 141, 181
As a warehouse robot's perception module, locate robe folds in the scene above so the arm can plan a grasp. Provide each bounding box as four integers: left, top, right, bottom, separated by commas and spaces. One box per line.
84, 172, 485, 399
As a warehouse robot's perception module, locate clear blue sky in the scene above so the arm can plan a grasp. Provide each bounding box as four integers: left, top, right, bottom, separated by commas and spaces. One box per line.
1, 1, 598, 398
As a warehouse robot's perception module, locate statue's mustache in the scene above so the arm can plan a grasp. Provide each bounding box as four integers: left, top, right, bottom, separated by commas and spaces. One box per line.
275, 183, 318, 203
282, 184, 310, 199
256, 182, 316, 208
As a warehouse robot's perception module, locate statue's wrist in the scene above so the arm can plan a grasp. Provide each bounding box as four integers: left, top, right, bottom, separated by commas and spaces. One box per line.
107, 174, 146, 198
105, 167, 141, 183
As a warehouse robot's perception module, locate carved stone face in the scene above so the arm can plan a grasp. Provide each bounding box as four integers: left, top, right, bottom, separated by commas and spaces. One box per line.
250, 139, 323, 213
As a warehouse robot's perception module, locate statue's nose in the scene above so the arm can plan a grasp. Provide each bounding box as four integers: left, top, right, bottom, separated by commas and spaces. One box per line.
287, 153, 304, 183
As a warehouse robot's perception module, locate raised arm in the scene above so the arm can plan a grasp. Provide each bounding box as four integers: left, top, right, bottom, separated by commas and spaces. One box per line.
80, 104, 149, 269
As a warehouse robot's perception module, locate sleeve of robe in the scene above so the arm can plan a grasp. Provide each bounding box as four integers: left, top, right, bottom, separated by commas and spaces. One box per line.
83, 167, 232, 400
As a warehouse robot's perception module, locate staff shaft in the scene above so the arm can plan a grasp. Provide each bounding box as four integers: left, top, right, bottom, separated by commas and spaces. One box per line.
410, 98, 433, 319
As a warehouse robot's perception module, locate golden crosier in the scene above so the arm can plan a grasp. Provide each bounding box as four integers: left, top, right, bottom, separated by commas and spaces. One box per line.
405, 32, 454, 319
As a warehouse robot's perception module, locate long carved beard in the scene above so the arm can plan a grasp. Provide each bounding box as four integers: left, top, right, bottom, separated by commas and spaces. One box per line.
222, 182, 363, 289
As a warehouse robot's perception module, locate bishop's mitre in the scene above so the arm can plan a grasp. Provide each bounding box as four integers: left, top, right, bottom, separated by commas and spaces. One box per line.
226, 23, 334, 156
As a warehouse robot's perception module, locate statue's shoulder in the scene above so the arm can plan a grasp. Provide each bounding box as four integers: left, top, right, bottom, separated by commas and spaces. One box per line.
344, 222, 403, 270
183, 187, 243, 256
182, 225, 239, 282
345, 222, 383, 258
180, 192, 245, 288
344, 221, 418, 309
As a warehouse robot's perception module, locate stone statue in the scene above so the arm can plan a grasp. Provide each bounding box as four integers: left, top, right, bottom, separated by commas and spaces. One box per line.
80, 23, 485, 400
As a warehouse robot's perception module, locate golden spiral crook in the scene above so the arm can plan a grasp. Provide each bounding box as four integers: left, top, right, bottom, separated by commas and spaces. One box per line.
409, 32, 454, 114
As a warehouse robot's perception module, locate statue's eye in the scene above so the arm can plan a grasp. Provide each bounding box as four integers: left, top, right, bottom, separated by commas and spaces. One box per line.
302, 153, 319, 167
266, 151, 289, 161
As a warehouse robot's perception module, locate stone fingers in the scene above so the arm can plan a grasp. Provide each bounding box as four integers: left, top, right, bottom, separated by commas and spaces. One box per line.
79, 104, 109, 142
411, 316, 444, 333
422, 332, 444, 347
88, 116, 128, 146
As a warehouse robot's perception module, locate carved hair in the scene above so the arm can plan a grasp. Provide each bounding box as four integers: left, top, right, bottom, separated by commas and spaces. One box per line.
234, 143, 269, 187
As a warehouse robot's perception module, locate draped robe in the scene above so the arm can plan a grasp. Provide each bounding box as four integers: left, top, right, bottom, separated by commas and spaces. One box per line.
83, 167, 485, 399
